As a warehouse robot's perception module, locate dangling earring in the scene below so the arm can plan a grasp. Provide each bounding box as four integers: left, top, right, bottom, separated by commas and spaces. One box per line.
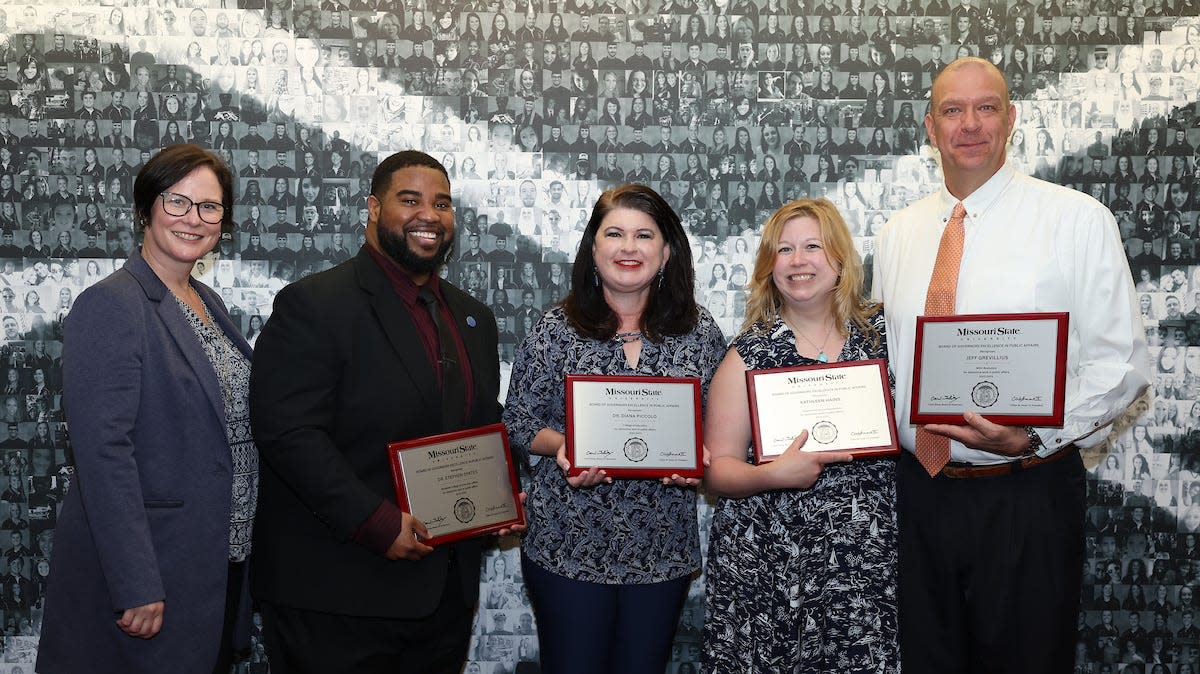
656, 266, 665, 289
592, 265, 600, 287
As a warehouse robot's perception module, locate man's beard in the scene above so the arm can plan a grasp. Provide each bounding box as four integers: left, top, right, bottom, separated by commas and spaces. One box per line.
377, 225, 454, 277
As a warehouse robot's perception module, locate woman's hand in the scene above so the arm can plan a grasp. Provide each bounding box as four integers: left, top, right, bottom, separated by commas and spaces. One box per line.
764, 430, 852, 490
116, 600, 164, 639
556, 445, 611, 488
496, 492, 529, 537
661, 445, 709, 488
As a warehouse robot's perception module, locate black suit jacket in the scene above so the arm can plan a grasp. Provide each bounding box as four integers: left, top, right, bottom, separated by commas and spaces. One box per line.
249, 249, 500, 618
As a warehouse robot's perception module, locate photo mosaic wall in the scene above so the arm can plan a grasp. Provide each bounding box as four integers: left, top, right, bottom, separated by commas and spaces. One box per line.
0, 0, 1196, 670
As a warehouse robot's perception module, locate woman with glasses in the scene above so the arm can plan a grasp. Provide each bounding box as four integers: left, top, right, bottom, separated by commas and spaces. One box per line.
38, 145, 256, 674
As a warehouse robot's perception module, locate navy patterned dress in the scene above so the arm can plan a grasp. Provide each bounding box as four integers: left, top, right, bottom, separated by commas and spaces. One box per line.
703, 308, 899, 674
503, 306, 727, 584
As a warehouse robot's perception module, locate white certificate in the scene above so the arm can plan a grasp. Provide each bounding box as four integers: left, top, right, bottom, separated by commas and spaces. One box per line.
746, 359, 899, 462
566, 375, 703, 478
912, 313, 1068, 426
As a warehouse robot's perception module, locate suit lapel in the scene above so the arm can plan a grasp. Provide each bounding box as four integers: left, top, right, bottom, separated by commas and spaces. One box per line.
122, 253, 229, 431
196, 283, 253, 361
156, 298, 229, 429
353, 252, 440, 417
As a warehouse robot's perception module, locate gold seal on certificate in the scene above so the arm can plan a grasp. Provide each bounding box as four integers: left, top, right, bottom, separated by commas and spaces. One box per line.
912, 313, 1069, 426
565, 375, 704, 479
387, 423, 525, 547
745, 359, 900, 463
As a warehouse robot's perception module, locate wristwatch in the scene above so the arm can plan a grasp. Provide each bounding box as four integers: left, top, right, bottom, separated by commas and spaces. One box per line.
1022, 426, 1045, 457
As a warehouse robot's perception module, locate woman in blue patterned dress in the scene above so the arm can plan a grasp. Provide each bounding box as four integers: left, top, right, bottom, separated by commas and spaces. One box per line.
503, 184, 726, 674
702, 198, 899, 673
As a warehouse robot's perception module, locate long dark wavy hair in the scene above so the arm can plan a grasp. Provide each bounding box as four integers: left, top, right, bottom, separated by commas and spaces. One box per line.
562, 183, 699, 342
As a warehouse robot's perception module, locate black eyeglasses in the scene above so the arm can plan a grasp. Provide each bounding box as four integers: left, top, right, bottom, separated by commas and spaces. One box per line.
160, 191, 225, 224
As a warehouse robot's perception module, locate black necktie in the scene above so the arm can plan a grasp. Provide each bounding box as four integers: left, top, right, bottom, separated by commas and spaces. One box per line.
418, 286, 465, 430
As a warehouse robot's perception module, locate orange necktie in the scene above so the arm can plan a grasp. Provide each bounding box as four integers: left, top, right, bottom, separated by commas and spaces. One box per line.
915, 202, 966, 477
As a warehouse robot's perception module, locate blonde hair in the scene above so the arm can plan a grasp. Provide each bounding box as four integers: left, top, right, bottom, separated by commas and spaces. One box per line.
740, 198, 880, 344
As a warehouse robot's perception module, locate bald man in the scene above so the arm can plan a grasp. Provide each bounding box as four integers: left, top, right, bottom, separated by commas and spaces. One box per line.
873, 57, 1149, 672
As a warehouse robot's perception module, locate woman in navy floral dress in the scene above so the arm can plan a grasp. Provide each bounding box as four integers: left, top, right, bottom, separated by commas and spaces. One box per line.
702, 198, 899, 674
503, 184, 726, 674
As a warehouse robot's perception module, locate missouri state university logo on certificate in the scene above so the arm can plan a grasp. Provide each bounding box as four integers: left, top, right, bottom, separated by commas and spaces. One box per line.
912, 313, 1068, 426
745, 359, 900, 463
387, 423, 525, 547
565, 375, 704, 479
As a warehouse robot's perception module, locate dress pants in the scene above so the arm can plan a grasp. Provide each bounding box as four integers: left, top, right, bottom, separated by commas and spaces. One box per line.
897, 450, 1086, 673
521, 553, 691, 674
258, 558, 473, 674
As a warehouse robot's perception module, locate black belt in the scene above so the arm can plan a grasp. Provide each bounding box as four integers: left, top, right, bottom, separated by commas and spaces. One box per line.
940, 444, 1078, 479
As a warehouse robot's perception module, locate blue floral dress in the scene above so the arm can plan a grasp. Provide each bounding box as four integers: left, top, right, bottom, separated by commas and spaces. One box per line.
703, 308, 899, 674
503, 306, 727, 584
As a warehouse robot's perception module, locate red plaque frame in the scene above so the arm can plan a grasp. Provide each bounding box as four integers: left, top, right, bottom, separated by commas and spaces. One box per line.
565, 374, 705, 479
745, 359, 900, 463
387, 422, 525, 547
911, 312, 1069, 426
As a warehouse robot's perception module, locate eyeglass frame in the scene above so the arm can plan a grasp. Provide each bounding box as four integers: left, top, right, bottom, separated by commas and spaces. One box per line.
158, 191, 226, 224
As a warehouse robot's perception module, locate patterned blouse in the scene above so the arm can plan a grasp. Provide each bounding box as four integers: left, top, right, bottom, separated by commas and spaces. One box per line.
503, 306, 727, 584
704, 306, 899, 674
174, 294, 258, 563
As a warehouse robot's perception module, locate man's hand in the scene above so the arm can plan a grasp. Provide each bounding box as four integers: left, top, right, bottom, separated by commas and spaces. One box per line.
116, 600, 164, 639
923, 411, 1030, 457
384, 512, 434, 561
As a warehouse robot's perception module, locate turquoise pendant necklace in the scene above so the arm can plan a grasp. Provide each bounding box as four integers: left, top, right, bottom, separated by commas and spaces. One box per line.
787, 317, 835, 363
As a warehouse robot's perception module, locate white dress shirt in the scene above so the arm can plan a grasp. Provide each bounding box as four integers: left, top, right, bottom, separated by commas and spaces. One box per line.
873, 162, 1151, 465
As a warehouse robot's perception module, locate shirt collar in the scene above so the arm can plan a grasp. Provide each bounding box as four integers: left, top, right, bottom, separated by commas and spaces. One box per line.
364, 242, 444, 307
937, 161, 1017, 223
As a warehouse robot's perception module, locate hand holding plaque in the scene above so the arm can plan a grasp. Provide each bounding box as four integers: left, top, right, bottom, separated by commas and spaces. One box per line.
745, 359, 899, 463
911, 313, 1068, 426
565, 375, 704, 479
387, 423, 525, 547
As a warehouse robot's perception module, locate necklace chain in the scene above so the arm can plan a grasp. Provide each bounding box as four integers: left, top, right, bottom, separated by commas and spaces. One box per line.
783, 314, 835, 363
614, 330, 642, 344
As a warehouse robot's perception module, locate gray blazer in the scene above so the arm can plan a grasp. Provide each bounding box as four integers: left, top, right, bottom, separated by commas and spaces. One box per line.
38, 251, 253, 674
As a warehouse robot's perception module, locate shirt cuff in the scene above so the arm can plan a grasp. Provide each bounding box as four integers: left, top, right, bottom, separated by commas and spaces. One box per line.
351, 501, 406, 556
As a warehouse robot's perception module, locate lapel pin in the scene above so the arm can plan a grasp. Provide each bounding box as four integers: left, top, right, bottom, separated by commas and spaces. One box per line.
466, 316, 477, 327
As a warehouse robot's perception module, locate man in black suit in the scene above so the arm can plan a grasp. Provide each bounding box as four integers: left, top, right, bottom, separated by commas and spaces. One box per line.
599, 41, 625, 70
240, 123, 267, 150
375, 40, 402, 68
103, 90, 132, 121
241, 150, 267, 177
77, 234, 108, 258
75, 91, 104, 120
652, 124, 677, 154
103, 121, 133, 148
265, 150, 296, 178
250, 151, 506, 672
0, 65, 16, 91
44, 34, 74, 61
